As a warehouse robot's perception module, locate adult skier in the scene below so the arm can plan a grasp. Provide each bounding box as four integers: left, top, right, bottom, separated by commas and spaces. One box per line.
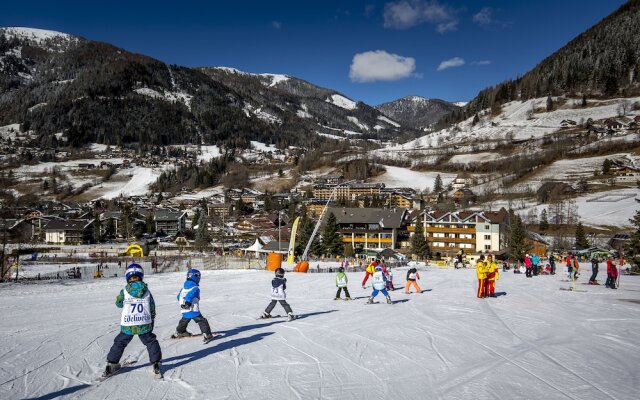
605, 257, 618, 289
261, 268, 296, 321
103, 264, 162, 378
485, 254, 500, 297
476, 255, 488, 298
589, 256, 600, 284
362, 259, 377, 288
524, 254, 533, 278
367, 265, 392, 304
173, 268, 215, 343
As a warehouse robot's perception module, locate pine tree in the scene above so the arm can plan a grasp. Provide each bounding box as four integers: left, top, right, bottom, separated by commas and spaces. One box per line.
574, 222, 589, 249
581, 93, 587, 107
145, 213, 155, 234
104, 218, 116, 239
546, 95, 554, 112
509, 211, 527, 262
434, 174, 443, 193
195, 212, 210, 250
321, 212, 344, 257
344, 243, 355, 258
628, 210, 640, 273
602, 159, 612, 175
539, 209, 549, 231
191, 208, 201, 228
94, 216, 102, 243
411, 220, 430, 259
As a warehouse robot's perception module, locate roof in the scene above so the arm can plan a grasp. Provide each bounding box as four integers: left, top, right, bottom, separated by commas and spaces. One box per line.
43, 219, 93, 231
329, 207, 406, 229
154, 209, 186, 221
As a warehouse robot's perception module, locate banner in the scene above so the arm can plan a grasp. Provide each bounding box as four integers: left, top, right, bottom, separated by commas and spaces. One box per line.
287, 217, 300, 264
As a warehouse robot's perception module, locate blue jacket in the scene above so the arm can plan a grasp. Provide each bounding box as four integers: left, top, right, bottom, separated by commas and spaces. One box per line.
531, 255, 539, 265
116, 281, 155, 335
177, 279, 201, 318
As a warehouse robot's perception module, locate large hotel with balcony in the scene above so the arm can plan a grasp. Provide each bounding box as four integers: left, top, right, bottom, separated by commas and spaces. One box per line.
411, 208, 509, 256
328, 207, 409, 250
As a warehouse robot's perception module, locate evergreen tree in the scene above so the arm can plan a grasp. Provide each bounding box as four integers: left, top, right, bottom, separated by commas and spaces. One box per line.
104, 218, 116, 239
627, 210, 640, 273
195, 212, 210, 250
546, 95, 554, 112
539, 209, 549, 231
574, 222, 589, 249
344, 243, 355, 258
434, 174, 443, 193
93, 216, 102, 243
602, 159, 612, 175
472, 113, 480, 126
411, 220, 430, 259
581, 93, 587, 107
145, 213, 155, 234
321, 212, 344, 257
191, 208, 201, 228
509, 210, 527, 262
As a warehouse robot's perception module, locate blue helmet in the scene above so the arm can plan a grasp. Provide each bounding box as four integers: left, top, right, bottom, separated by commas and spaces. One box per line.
375, 265, 382, 272
125, 263, 144, 282
187, 268, 201, 284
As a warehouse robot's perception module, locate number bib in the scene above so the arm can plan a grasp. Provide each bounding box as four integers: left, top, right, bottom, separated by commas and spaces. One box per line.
372, 272, 385, 290
271, 284, 286, 300
121, 290, 152, 326
337, 276, 347, 287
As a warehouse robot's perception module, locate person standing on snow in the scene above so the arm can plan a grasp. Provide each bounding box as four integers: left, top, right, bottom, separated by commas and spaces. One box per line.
367, 265, 392, 304
476, 255, 488, 298
524, 254, 533, 278
589, 256, 600, 284
335, 266, 351, 300
404, 267, 422, 294
173, 269, 215, 342
605, 257, 618, 289
261, 268, 296, 321
549, 253, 556, 275
104, 264, 162, 377
361, 259, 377, 288
485, 254, 500, 297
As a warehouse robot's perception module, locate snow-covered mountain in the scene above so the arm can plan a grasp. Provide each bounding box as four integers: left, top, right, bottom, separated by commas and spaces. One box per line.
0, 27, 415, 151
375, 96, 461, 131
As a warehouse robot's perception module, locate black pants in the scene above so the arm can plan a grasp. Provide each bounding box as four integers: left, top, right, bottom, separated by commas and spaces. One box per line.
265, 300, 292, 315
335, 287, 351, 298
589, 266, 599, 282
107, 331, 161, 364
605, 275, 616, 288
526, 267, 532, 277
176, 315, 212, 335
533, 265, 539, 276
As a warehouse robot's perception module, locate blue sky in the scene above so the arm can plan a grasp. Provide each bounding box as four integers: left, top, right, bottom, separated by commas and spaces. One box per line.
0, 0, 628, 105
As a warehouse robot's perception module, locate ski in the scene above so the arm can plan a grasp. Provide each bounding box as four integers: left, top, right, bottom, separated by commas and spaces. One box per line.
203, 333, 223, 344
256, 314, 283, 320
559, 288, 587, 292
170, 333, 202, 339
96, 359, 137, 382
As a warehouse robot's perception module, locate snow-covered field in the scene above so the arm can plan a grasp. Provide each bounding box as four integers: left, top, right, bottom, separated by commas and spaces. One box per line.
1, 267, 638, 399
371, 165, 456, 190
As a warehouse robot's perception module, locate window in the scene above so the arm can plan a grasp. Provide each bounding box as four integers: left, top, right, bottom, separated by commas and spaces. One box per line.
484, 235, 491, 240
484, 245, 491, 250
485, 225, 490, 230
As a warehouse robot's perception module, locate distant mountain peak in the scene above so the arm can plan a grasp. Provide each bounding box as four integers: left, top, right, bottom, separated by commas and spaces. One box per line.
1, 27, 78, 46
375, 96, 461, 130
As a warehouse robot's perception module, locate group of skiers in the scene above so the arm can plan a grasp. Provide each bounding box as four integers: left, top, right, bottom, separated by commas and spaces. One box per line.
589, 255, 620, 289
475, 253, 500, 298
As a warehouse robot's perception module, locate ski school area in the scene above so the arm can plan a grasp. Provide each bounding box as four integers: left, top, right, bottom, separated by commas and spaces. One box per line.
0, 261, 639, 400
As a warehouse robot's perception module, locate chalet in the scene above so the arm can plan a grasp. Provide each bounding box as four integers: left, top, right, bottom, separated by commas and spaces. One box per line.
603, 118, 623, 131
453, 188, 475, 203
329, 207, 409, 251
208, 203, 233, 219
43, 219, 94, 244
0, 219, 32, 242
526, 231, 550, 257
452, 172, 473, 190
154, 210, 187, 236
608, 233, 630, 251
240, 188, 263, 205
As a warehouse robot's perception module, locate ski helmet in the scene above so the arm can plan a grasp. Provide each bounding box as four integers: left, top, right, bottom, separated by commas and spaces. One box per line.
375, 265, 382, 272
338, 266, 344, 273
187, 268, 201, 284
275, 268, 285, 278
125, 263, 144, 282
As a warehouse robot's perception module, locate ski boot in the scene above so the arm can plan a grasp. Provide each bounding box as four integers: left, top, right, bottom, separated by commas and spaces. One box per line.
260, 312, 271, 319
287, 312, 296, 321
386, 296, 392, 304
334, 297, 341, 300
103, 362, 120, 377
366, 296, 374, 304
152, 362, 162, 377
345, 297, 352, 301
172, 331, 193, 338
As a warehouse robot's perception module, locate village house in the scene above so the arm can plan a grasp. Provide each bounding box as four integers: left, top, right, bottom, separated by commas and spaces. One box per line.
43, 219, 95, 245
153, 210, 187, 236
329, 207, 409, 251
451, 172, 473, 190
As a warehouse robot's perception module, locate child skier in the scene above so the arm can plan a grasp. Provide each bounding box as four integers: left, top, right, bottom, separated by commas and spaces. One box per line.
335, 266, 351, 300
261, 268, 296, 321
104, 264, 162, 378
404, 267, 422, 294
173, 268, 215, 343
362, 259, 377, 288
367, 265, 391, 304
386, 267, 395, 291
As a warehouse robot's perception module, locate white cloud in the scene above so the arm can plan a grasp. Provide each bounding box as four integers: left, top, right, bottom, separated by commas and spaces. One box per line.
383, 0, 458, 32
473, 7, 493, 25
271, 21, 282, 29
350, 50, 417, 82
437, 57, 465, 71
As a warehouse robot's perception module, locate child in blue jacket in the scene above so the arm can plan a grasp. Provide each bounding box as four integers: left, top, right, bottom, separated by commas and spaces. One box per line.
104, 264, 162, 377
174, 268, 214, 342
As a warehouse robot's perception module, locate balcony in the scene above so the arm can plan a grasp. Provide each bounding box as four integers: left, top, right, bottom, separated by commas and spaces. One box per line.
345, 237, 393, 244
424, 226, 475, 234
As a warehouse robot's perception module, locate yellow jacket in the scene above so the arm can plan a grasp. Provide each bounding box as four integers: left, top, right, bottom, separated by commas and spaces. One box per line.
476, 261, 487, 279
366, 263, 376, 274
486, 261, 500, 281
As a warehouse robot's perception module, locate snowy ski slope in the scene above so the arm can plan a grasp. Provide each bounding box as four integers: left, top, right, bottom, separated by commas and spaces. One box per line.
0, 267, 638, 399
